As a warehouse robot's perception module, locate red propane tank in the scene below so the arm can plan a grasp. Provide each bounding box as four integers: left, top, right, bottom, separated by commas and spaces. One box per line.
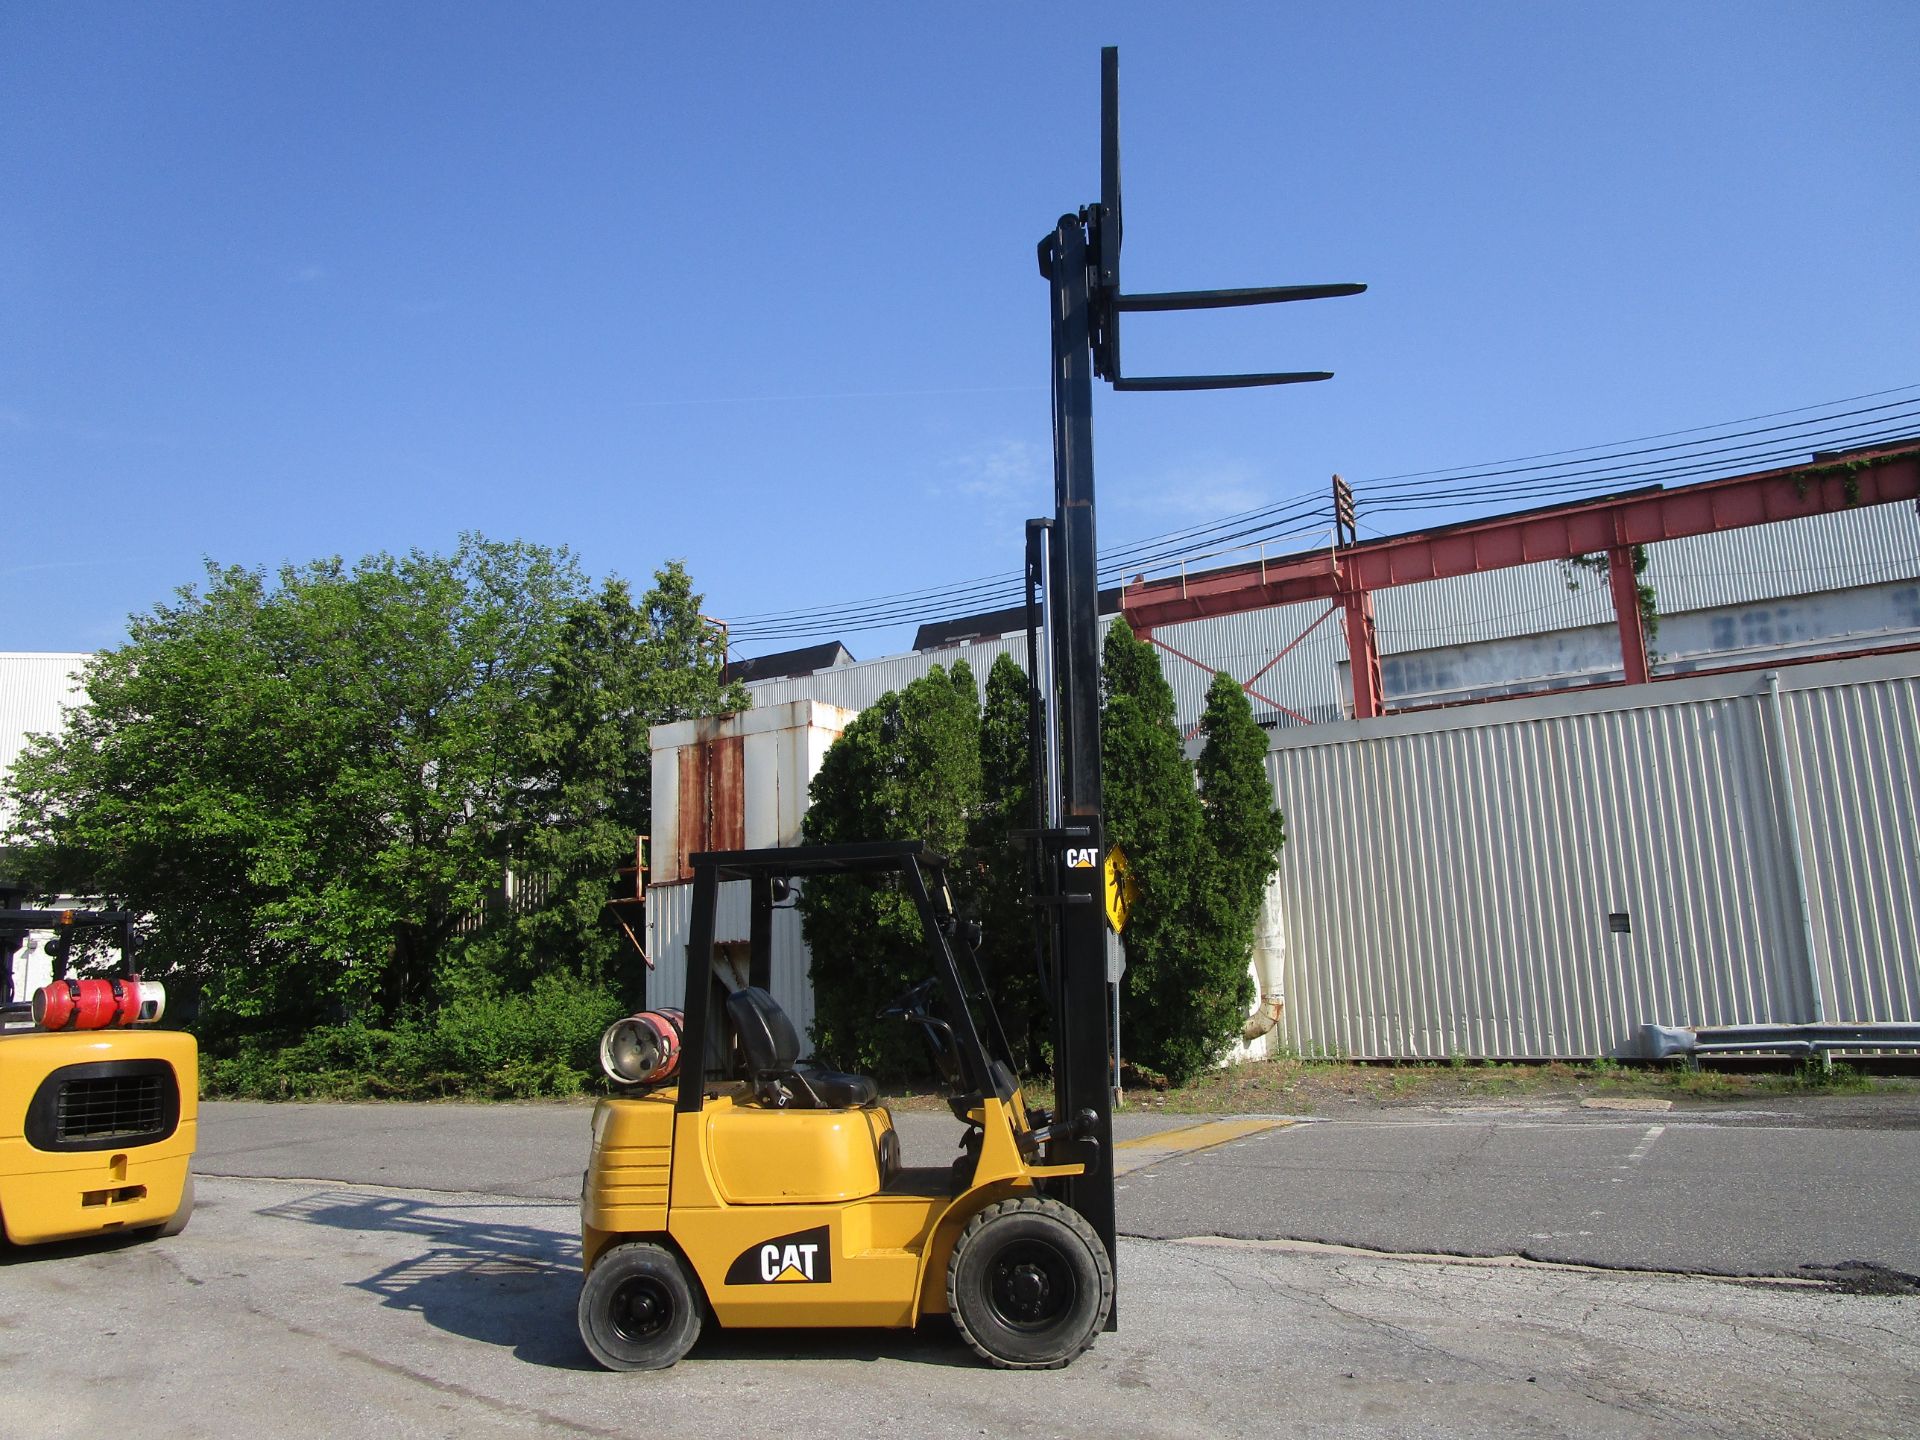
599, 1008, 686, 1087
32, 975, 163, 1031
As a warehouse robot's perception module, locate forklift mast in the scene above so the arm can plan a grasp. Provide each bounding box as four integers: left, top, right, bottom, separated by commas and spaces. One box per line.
1026, 47, 1364, 1309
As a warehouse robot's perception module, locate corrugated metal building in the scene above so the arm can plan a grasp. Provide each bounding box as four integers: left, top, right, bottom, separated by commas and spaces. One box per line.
706, 506, 1919, 1061
1265, 648, 1918, 1059
645, 702, 857, 1040
0, 652, 88, 792
655, 646, 1919, 1063
0, 652, 90, 999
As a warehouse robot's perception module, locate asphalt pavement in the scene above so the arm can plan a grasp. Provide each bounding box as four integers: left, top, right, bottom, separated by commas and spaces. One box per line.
6, 1095, 1913, 1439
194, 1095, 1920, 1280
6, 1174, 1915, 1440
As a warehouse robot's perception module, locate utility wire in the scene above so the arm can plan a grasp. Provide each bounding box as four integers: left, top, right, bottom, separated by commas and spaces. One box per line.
728, 384, 1920, 649
1358, 404, 1920, 505
1358, 383, 1920, 488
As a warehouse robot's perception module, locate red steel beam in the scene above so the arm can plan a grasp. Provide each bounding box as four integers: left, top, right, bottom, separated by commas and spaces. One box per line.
1120, 447, 1920, 631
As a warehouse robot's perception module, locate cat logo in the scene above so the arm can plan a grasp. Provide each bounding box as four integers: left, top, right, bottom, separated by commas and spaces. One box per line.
1065, 846, 1100, 869
725, 1225, 832, 1286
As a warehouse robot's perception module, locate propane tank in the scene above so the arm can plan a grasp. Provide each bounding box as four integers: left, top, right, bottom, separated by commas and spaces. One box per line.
599, 1008, 685, 1088
33, 975, 166, 1031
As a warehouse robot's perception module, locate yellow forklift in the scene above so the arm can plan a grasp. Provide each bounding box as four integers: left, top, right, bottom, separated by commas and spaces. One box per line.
0, 887, 197, 1247
580, 841, 1113, 1370
575, 45, 1357, 1371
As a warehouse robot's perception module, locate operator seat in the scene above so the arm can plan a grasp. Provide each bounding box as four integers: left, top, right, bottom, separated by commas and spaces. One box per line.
724, 986, 878, 1110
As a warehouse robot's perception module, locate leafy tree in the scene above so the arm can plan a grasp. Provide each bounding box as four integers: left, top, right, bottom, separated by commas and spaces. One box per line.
3, 539, 741, 1043
483, 565, 747, 1002
796, 661, 979, 1079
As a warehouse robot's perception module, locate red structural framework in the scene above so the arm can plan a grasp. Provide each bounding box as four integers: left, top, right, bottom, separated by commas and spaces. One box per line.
1120, 445, 1920, 722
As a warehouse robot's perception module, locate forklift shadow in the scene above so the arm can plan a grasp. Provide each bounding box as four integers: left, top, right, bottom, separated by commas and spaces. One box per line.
683, 1315, 975, 1369
257, 1188, 596, 1370
255, 1189, 979, 1371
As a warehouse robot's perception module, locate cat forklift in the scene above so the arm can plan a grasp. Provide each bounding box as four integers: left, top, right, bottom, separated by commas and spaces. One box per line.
575, 46, 1359, 1370
579, 842, 1113, 1369
0, 885, 197, 1246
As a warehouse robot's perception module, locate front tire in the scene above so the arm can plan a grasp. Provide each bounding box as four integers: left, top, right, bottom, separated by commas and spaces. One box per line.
947, 1196, 1113, 1369
579, 1242, 702, 1371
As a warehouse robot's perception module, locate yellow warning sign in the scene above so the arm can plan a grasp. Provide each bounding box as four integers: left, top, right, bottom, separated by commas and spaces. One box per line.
1104, 845, 1139, 933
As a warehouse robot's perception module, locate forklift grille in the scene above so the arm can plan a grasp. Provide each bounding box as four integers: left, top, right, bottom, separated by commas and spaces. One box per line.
26, 1060, 180, 1152
60, 1073, 164, 1140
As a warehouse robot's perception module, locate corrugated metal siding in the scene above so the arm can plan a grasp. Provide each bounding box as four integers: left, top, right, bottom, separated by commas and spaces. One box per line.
1267, 650, 1920, 1059
0, 652, 90, 784
645, 880, 817, 1043
1649, 501, 1920, 615
1787, 672, 1920, 1023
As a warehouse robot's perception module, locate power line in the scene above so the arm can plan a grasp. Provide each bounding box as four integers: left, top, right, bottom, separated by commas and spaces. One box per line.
1358, 383, 1920, 488
728, 385, 1920, 649
1358, 400, 1920, 503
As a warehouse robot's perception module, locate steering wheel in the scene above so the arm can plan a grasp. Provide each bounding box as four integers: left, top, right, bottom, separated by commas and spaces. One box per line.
880, 977, 962, 1088
881, 976, 941, 1021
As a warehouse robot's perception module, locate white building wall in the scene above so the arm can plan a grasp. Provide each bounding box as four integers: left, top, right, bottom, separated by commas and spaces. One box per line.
645, 701, 857, 1039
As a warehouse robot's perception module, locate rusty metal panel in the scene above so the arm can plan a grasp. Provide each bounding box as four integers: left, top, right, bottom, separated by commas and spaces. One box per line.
708, 735, 745, 853
674, 743, 708, 882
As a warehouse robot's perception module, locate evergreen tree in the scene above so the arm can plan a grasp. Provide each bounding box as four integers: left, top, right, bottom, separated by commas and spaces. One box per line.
1099, 624, 1252, 1083
971, 651, 1048, 1071
1196, 670, 1286, 925
796, 661, 980, 1079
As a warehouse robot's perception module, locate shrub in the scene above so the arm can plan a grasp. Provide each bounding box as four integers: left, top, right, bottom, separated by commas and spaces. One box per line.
200, 975, 623, 1100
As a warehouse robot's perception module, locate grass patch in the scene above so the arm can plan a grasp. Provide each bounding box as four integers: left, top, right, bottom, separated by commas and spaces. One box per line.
1098, 1054, 1917, 1113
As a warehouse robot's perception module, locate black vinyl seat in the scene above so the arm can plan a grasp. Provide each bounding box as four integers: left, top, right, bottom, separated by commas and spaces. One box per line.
724, 986, 878, 1110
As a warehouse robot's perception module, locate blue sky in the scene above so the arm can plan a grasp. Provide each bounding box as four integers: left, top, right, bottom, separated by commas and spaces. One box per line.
4, 2, 1915, 659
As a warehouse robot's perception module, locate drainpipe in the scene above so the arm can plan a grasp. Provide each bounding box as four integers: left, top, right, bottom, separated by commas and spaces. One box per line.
1241, 883, 1287, 1044
1763, 671, 1825, 1024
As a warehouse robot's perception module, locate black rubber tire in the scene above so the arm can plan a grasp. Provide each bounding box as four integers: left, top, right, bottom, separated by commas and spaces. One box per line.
154, 1173, 194, 1238
946, 1196, 1113, 1370
578, 1242, 703, 1371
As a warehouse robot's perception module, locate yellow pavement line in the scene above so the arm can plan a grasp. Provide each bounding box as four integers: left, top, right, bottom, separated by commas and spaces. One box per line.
1111, 1116, 1292, 1175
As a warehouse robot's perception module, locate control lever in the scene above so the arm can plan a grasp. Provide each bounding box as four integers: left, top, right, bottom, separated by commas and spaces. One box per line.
1026, 1106, 1102, 1155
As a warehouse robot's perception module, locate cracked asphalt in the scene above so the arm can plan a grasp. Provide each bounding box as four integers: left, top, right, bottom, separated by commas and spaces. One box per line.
2, 1098, 1914, 1438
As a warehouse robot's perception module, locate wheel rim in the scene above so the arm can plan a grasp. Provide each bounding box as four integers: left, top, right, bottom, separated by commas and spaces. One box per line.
986, 1237, 1078, 1332
606, 1274, 676, 1345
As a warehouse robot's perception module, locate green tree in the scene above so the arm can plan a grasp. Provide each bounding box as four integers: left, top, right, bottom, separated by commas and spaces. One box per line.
1196, 670, 1286, 925
3, 539, 740, 1042
796, 661, 979, 1080
477, 562, 747, 1003
1194, 670, 1286, 1049
971, 651, 1048, 1071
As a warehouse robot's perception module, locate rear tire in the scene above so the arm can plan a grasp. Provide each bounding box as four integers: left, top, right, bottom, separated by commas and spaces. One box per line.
947, 1196, 1112, 1369
579, 1242, 702, 1371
